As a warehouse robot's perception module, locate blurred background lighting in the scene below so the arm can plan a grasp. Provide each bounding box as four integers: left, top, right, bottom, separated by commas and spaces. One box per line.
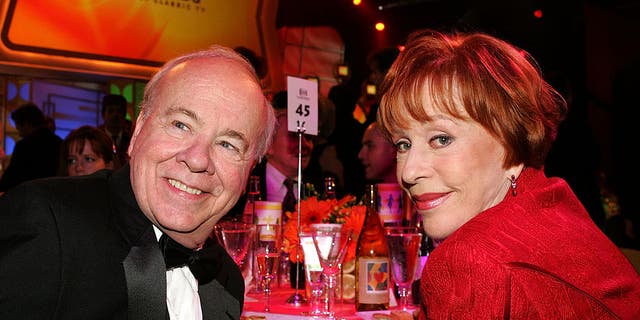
534, 9, 543, 18
375, 22, 385, 31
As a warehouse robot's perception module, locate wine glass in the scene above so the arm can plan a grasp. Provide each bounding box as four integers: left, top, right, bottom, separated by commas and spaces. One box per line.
299, 231, 327, 317
213, 221, 255, 278
384, 226, 422, 311
311, 224, 353, 319
254, 223, 282, 312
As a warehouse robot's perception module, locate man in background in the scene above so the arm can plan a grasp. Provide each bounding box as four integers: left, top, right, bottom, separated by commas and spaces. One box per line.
99, 94, 132, 165
358, 122, 397, 184
245, 90, 318, 214
0, 103, 62, 193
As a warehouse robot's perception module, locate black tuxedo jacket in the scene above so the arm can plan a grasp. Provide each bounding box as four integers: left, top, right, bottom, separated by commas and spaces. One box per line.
0, 165, 244, 319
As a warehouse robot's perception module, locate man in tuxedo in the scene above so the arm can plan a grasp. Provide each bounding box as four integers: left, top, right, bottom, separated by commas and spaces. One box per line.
0, 45, 277, 319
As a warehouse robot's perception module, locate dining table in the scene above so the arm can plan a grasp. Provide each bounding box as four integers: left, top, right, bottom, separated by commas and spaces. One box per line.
241, 286, 419, 320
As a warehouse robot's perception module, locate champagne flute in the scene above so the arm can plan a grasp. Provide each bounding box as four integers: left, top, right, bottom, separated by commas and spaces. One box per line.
385, 226, 422, 311
300, 231, 327, 317
213, 221, 255, 278
312, 225, 353, 319
254, 224, 281, 312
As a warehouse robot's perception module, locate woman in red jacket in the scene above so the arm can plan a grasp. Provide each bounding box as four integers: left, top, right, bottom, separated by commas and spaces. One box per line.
378, 29, 640, 319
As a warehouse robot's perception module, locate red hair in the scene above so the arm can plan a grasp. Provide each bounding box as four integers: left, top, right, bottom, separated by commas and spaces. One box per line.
378, 29, 567, 169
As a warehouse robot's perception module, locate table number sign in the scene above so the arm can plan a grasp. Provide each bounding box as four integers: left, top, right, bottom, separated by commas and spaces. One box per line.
287, 76, 318, 136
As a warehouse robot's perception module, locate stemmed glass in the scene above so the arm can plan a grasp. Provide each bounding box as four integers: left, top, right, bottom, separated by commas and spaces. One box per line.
254, 224, 282, 312
384, 226, 422, 311
213, 221, 256, 278
299, 230, 327, 317
311, 224, 353, 319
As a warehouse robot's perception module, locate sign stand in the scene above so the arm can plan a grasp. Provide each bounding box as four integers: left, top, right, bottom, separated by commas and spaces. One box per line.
285, 126, 307, 306
285, 76, 318, 306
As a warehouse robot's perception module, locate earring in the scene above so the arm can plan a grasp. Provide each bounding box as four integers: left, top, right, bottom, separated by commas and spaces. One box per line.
510, 174, 517, 197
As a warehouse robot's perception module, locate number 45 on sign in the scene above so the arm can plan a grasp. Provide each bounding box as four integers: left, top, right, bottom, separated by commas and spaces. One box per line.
287, 76, 318, 136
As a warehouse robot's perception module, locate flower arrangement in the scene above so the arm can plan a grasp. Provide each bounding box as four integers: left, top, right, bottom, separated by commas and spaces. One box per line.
282, 194, 367, 263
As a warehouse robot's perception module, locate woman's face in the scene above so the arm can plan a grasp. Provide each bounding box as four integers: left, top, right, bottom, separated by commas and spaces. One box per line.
67, 139, 110, 176
392, 90, 513, 241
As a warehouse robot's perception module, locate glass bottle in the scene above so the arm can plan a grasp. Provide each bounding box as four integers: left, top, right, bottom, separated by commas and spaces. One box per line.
243, 175, 261, 224
245, 175, 263, 293
355, 184, 390, 311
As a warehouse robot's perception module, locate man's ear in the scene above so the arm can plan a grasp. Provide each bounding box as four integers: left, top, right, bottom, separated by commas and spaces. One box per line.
127, 113, 146, 155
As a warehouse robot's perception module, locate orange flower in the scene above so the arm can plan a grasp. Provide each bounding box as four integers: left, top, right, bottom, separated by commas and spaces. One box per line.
282, 195, 366, 263
282, 217, 301, 261
342, 204, 366, 262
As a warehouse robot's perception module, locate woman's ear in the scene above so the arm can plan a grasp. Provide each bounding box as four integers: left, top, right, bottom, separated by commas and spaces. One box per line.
507, 163, 525, 180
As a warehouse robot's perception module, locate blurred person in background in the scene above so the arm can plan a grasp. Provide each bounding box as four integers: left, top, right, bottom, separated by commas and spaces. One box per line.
61, 125, 120, 176
99, 94, 132, 166
358, 121, 396, 184
0, 102, 62, 193
378, 29, 640, 319
229, 90, 319, 216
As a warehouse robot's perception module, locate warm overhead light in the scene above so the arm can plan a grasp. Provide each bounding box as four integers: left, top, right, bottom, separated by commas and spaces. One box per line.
337, 64, 349, 77
366, 83, 377, 96
533, 9, 543, 18
375, 22, 385, 31
353, 0, 362, 5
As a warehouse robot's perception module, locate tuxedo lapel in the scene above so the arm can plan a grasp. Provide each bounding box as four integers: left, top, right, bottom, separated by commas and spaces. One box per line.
123, 224, 166, 319
199, 279, 241, 320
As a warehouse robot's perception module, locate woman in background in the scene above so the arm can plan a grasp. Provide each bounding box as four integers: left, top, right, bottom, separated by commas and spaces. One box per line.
378, 29, 640, 319
62, 125, 119, 176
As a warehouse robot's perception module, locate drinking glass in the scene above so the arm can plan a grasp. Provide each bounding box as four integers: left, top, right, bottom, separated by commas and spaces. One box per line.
311, 224, 353, 319
300, 231, 326, 317
254, 224, 282, 312
213, 221, 255, 278
385, 226, 422, 311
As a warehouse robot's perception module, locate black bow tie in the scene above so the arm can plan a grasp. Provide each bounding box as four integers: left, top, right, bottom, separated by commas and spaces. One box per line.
158, 234, 223, 284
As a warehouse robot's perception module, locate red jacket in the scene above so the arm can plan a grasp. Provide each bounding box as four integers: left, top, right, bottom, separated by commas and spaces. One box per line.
420, 168, 640, 319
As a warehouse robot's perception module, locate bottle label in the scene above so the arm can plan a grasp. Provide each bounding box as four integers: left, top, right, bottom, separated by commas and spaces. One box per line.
377, 183, 403, 225
357, 257, 389, 304
254, 201, 282, 225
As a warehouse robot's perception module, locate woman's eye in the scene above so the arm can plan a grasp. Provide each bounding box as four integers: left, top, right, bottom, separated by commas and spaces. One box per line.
395, 140, 411, 152
67, 158, 77, 165
85, 157, 96, 163
431, 135, 453, 147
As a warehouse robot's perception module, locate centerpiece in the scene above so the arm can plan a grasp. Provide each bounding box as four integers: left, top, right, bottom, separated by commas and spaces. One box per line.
282, 193, 366, 300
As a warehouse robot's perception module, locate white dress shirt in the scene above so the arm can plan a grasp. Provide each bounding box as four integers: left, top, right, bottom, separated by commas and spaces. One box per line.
153, 226, 202, 320
265, 162, 298, 202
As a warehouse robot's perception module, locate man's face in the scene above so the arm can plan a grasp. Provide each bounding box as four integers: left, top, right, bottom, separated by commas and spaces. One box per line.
103, 104, 125, 127
266, 112, 314, 178
358, 123, 396, 182
128, 57, 268, 247
14, 122, 29, 138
